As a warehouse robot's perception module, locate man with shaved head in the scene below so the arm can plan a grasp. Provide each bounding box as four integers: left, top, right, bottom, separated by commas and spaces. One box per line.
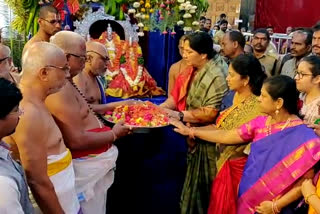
74, 41, 109, 104
8, 42, 80, 213
47, 31, 130, 214
0, 44, 20, 83
22, 5, 62, 55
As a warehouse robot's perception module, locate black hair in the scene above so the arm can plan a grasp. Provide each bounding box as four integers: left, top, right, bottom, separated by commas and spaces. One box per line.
228, 31, 245, 48
220, 13, 226, 19
313, 24, 320, 33
185, 32, 216, 60
0, 78, 22, 119
267, 26, 274, 29
231, 54, 267, 95
253, 28, 270, 41
263, 75, 299, 115
301, 55, 320, 77
39, 5, 58, 18
220, 19, 228, 26
294, 29, 313, 46
200, 16, 206, 21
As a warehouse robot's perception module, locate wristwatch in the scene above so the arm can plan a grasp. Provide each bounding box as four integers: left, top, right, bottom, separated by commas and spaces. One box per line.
178, 111, 184, 121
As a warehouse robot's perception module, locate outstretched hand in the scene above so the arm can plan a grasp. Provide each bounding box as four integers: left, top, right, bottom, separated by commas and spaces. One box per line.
255, 201, 273, 214
112, 121, 132, 138
305, 122, 320, 137
170, 119, 190, 136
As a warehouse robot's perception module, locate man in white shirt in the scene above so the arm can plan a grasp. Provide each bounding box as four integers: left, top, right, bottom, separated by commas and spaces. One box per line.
0, 78, 33, 213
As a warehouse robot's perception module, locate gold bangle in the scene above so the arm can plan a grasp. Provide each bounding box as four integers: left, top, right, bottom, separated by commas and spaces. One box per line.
274, 200, 280, 213
305, 193, 317, 204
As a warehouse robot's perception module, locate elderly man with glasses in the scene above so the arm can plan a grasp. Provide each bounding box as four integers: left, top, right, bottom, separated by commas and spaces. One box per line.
73, 41, 110, 105
6, 42, 80, 214
0, 44, 20, 83
47, 31, 131, 214
22, 5, 62, 56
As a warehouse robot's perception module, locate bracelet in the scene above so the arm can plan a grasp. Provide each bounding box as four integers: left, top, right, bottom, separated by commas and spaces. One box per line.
274, 200, 280, 213
188, 127, 195, 139
111, 130, 117, 142
305, 193, 317, 204
272, 202, 276, 214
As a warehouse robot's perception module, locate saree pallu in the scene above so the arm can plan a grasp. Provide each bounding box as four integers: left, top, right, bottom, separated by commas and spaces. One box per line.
238, 124, 320, 214
171, 66, 194, 112
208, 95, 261, 214
180, 54, 228, 214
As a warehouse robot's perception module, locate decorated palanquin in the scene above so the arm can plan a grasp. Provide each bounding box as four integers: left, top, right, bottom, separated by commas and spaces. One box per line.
74, 8, 165, 99
96, 30, 165, 98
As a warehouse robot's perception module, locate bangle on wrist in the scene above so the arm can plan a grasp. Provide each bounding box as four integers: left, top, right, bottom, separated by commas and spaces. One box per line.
273, 200, 280, 213
111, 130, 117, 142
272, 202, 276, 214
305, 193, 317, 204
188, 127, 195, 139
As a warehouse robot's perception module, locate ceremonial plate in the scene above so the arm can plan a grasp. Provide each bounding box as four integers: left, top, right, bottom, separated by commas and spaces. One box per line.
104, 101, 170, 132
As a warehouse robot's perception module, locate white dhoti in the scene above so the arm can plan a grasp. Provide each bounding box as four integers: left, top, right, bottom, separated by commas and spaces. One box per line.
48, 150, 80, 214
72, 145, 118, 214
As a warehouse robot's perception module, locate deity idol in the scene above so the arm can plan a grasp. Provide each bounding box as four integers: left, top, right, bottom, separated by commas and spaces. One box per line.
93, 23, 165, 98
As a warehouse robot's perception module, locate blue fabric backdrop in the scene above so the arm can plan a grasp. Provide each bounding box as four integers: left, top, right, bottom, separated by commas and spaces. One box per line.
146, 29, 183, 92
106, 30, 188, 214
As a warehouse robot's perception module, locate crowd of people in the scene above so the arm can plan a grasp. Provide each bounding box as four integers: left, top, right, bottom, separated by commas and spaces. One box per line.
164, 14, 320, 214
1, 4, 320, 214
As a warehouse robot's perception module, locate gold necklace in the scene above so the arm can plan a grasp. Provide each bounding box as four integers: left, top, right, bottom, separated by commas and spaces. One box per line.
267, 116, 292, 136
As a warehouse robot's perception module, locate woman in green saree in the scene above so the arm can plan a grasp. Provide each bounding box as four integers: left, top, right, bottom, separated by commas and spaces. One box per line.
161, 32, 228, 214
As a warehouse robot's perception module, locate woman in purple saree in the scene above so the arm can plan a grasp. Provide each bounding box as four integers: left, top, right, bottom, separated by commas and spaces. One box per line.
171, 75, 320, 214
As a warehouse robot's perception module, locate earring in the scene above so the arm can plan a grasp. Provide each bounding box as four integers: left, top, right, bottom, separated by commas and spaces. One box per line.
275, 109, 279, 115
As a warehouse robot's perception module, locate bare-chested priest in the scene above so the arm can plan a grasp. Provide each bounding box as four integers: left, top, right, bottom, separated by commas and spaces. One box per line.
47, 31, 131, 214
73, 41, 138, 114
0, 44, 20, 83
73, 41, 109, 105
9, 42, 80, 213
22, 5, 61, 55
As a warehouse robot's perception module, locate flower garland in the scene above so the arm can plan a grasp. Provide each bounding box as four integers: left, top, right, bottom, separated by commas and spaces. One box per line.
120, 41, 144, 87
104, 34, 145, 88
120, 65, 143, 87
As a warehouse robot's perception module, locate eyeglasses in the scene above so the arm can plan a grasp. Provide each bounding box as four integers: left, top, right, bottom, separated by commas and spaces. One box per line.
41, 18, 62, 25
87, 51, 110, 62
295, 71, 313, 79
66, 53, 87, 61
9, 107, 24, 116
0, 56, 10, 63
44, 65, 70, 75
